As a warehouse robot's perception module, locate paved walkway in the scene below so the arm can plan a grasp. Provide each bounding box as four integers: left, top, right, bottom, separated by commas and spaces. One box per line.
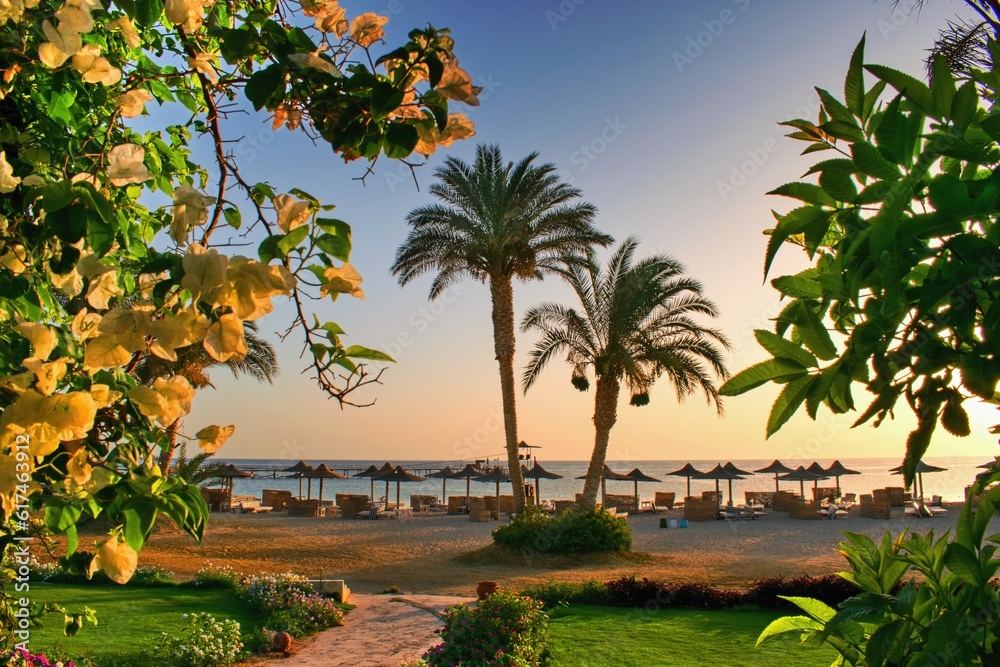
243, 594, 474, 667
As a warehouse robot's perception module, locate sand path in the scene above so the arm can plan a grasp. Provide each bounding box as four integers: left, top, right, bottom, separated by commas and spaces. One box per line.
242, 594, 470, 667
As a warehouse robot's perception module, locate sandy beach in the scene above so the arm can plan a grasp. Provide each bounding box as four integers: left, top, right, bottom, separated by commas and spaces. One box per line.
126, 507, 983, 594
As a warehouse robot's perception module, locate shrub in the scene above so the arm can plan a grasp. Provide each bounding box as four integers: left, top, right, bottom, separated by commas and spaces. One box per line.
423, 589, 549, 667
238, 572, 343, 637
604, 576, 743, 610
1, 649, 75, 666
27, 561, 174, 587
743, 575, 861, 610
520, 580, 612, 608
492, 506, 631, 554
153, 613, 243, 667
192, 564, 242, 590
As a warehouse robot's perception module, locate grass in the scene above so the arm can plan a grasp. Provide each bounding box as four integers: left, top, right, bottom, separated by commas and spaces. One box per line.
23, 583, 256, 665
455, 543, 652, 568
546, 605, 837, 667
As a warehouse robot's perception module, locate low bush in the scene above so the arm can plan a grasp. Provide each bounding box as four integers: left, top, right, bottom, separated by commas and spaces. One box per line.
492, 505, 631, 554
28, 561, 174, 587
152, 613, 243, 667
520, 579, 612, 609
238, 572, 343, 638
423, 589, 549, 667
191, 564, 242, 590
1, 649, 76, 666
743, 575, 861, 610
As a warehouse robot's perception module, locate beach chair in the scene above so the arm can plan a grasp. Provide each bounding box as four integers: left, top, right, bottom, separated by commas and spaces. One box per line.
817, 504, 847, 519
905, 501, 929, 518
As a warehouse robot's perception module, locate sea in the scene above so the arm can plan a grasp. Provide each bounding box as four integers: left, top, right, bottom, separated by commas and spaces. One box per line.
216, 456, 995, 507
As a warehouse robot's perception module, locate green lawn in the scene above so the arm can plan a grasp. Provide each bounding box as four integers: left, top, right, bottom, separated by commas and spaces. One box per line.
547, 605, 836, 667
23, 584, 256, 665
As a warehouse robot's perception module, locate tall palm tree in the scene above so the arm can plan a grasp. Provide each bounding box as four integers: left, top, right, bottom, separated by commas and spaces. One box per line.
521, 238, 731, 511
137, 321, 279, 472
392, 143, 612, 510
903, 1, 1000, 74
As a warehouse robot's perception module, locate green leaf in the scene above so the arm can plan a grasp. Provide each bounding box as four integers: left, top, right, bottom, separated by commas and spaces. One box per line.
764, 206, 830, 278
371, 83, 404, 121
315, 233, 350, 261
941, 398, 970, 437
316, 217, 351, 238
48, 203, 89, 244
65, 525, 78, 557
943, 543, 981, 586
770, 274, 823, 300
851, 142, 901, 180
245, 64, 286, 111
123, 501, 158, 552
384, 123, 418, 159
223, 207, 242, 229
754, 330, 818, 368
794, 301, 837, 361
41, 181, 75, 213
951, 81, 978, 133
819, 169, 857, 202
767, 182, 835, 207
343, 345, 395, 362
258, 235, 282, 263
819, 120, 866, 143
719, 358, 809, 397
45, 500, 82, 533
929, 53, 956, 119
277, 226, 309, 256
766, 375, 814, 437
756, 615, 822, 648
135, 0, 163, 26
782, 596, 836, 623
865, 64, 936, 117
844, 35, 866, 118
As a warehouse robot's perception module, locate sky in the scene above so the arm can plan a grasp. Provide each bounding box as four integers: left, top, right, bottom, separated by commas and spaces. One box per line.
184, 0, 1000, 465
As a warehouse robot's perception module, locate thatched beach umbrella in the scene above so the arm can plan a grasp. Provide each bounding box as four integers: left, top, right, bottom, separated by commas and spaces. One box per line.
576, 465, 631, 506
371, 462, 396, 503
282, 460, 313, 499
427, 466, 456, 501
695, 464, 744, 505
977, 460, 997, 470
475, 468, 511, 518
623, 468, 661, 510
217, 463, 252, 507
666, 463, 704, 500
890, 461, 947, 502
823, 460, 860, 494
754, 460, 793, 493
521, 463, 563, 501
778, 466, 827, 499
451, 463, 484, 509
352, 464, 381, 500
377, 465, 426, 511
309, 464, 346, 504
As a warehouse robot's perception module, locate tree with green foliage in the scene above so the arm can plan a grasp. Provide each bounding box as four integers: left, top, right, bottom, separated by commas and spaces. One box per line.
720, 33, 1000, 485
392, 144, 612, 510
521, 238, 730, 510
0, 0, 478, 648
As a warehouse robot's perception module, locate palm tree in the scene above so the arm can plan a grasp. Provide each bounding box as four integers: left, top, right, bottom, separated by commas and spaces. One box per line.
137, 321, 279, 472
904, 1, 1000, 74
521, 238, 731, 511
170, 442, 226, 487
391, 143, 612, 510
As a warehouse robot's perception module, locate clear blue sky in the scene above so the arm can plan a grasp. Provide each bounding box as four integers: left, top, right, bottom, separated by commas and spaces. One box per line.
185, 0, 999, 465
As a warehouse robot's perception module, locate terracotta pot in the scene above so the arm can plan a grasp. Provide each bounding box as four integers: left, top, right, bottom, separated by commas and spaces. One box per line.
476, 581, 499, 600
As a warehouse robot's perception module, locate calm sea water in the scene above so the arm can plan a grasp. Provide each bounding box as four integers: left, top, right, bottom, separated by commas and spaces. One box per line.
216, 456, 994, 507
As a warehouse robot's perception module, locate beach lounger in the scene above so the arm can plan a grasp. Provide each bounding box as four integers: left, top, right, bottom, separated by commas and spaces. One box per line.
238, 500, 273, 514
817, 505, 848, 519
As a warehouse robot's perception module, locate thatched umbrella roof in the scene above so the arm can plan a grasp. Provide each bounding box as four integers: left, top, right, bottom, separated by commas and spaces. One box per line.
377, 466, 425, 511
754, 460, 793, 492
576, 465, 631, 506
778, 466, 827, 498
450, 463, 485, 508
520, 463, 562, 501
427, 466, 456, 501
696, 463, 744, 504
666, 463, 705, 499
824, 460, 860, 494
308, 464, 346, 504
890, 461, 947, 501
623, 468, 661, 510
475, 468, 511, 518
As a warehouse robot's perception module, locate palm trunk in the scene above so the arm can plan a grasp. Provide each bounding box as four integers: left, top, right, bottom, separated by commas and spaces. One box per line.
158, 419, 180, 473
489, 277, 526, 510
579, 376, 620, 511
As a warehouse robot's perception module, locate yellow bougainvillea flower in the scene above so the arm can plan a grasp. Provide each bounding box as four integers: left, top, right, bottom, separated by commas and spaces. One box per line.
107, 143, 151, 186
71, 309, 102, 341
303, 0, 347, 36
437, 59, 480, 106
92, 535, 138, 584
98, 306, 153, 351
320, 262, 365, 300
203, 313, 247, 362
0, 151, 20, 193
0, 390, 97, 458
48, 391, 98, 442
49, 260, 84, 296
164, 0, 207, 32
0, 372, 35, 395
39, 19, 82, 67
88, 383, 122, 409
217, 257, 294, 320
116, 89, 154, 118
272, 105, 303, 131
66, 448, 93, 485
274, 193, 312, 233
186, 52, 217, 83
129, 375, 195, 426
86, 269, 124, 309
349, 12, 388, 47
148, 315, 196, 361
0, 244, 27, 274
55, 4, 94, 34
23, 358, 68, 396
15, 321, 57, 360
437, 113, 475, 148
287, 53, 342, 78
108, 15, 141, 49
170, 185, 215, 246
195, 424, 235, 454
72, 45, 121, 85
0, 0, 38, 26
82, 334, 133, 371
180, 243, 228, 300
